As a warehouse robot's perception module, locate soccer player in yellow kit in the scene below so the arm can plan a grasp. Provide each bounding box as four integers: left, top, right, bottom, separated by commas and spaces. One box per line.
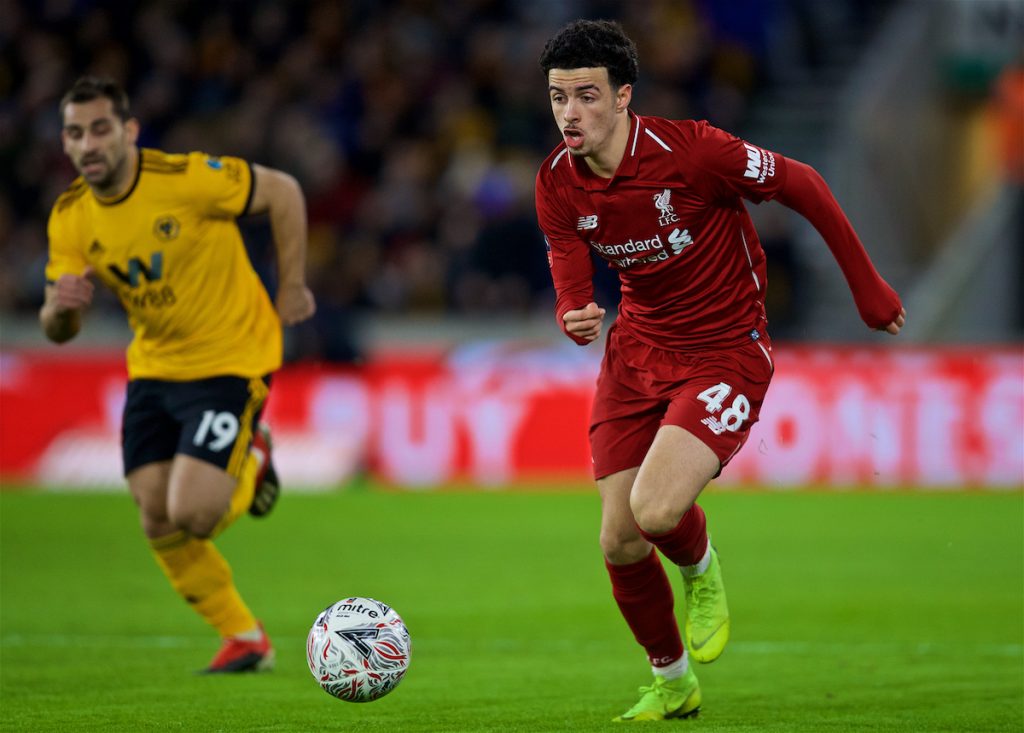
40, 76, 316, 672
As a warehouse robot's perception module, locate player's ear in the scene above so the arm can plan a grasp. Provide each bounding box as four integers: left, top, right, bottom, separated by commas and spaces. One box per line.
124, 117, 140, 145
615, 84, 632, 113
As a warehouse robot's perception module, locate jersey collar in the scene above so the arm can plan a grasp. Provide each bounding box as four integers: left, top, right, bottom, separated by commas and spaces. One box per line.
570, 111, 642, 191
93, 148, 142, 207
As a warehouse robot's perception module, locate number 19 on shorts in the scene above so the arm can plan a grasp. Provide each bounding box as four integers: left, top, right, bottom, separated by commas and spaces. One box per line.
192, 410, 240, 451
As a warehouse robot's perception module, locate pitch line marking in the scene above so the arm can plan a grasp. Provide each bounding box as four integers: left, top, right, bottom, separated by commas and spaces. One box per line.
2, 634, 1021, 657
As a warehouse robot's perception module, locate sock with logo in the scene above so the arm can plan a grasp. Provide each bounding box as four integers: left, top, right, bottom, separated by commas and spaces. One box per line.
149, 530, 258, 637
606, 549, 684, 667
652, 652, 689, 681
638, 503, 708, 568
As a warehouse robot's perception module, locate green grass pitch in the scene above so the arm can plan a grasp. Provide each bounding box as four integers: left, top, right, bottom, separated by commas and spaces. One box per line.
1, 486, 1021, 732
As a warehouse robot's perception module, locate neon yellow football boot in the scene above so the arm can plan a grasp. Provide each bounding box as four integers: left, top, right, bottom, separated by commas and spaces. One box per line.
613, 668, 701, 722
683, 546, 730, 663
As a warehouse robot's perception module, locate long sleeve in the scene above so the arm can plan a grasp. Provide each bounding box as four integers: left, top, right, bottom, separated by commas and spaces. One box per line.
775, 158, 902, 329
535, 168, 597, 345
547, 236, 596, 345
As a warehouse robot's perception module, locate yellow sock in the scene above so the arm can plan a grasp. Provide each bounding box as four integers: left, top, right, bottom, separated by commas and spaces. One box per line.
149, 531, 257, 637
211, 377, 268, 538
210, 451, 258, 539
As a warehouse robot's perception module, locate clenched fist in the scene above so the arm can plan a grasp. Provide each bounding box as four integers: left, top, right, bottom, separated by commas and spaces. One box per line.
563, 301, 606, 343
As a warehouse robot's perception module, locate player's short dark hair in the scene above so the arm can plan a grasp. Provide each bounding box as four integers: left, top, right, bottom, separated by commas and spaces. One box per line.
539, 19, 639, 89
60, 76, 131, 121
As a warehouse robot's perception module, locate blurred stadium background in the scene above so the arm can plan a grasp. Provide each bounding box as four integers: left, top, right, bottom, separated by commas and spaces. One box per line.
1, 0, 1020, 490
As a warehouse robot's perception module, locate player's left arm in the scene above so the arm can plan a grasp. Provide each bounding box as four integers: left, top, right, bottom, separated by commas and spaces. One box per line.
684, 121, 904, 335
775, 158, 905, 335
248, 164, 317, 326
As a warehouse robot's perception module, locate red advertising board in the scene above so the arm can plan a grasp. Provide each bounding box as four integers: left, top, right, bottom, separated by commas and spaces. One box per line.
1, 343, 1021, 489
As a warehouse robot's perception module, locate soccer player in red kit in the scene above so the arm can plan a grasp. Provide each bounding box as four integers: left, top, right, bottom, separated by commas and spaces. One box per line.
535, 20, 905, 722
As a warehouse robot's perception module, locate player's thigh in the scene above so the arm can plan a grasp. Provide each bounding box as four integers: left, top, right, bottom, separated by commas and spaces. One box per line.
167, 454, 238, 536
589, 330, 665, 481
172, 376, 269, 475
597, 467, 651, 564
122, 378, 180, 479
630, 426, 720, 534
126, 460, 174, 538
167, 376, 269, 531
122, 379, 179, 536
631, 337, 773, 532
590, 409, 663, 481
662, 337, 774, 472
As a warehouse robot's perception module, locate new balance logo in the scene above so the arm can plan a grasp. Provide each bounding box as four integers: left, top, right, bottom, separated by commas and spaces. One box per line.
577, 215, 598, 230
701, 416, 726, 435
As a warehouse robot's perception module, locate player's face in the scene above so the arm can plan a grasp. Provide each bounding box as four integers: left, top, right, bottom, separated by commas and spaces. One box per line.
61, 98, 138, 193
547, 67, 631, 160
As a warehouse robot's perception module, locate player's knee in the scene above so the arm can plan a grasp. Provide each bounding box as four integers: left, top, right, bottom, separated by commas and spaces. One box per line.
167, 505, 219, 539
602, 537, 650, 565
139, 511, 175, 540
630, 494, 681, 536
600, 526, 648, 565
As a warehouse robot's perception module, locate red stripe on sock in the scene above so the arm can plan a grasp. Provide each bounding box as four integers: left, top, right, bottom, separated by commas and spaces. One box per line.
638, 503, 708, 567
605, 549, 684, 666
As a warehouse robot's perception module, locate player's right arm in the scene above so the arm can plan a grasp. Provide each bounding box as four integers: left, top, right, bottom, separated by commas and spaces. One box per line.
535, 169, 603, 344
40, 269, 95, 343
40, 206, 94, 344
562, 301, 607, 342
543, 231, 603, 344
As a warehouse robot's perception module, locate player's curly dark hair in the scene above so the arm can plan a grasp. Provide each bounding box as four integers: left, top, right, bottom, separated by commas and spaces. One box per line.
539, 19, 639, 89
60, 76, 131, 121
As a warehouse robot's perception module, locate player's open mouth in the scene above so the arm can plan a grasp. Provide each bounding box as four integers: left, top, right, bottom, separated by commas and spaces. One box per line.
563, 129, 583, 149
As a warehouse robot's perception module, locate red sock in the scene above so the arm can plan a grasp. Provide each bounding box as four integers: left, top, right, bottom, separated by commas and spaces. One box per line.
605, 550, 684, 666
638, 503, 708, 567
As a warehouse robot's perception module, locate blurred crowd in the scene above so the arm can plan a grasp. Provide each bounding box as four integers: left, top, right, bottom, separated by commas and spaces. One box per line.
1, 0, 878, 360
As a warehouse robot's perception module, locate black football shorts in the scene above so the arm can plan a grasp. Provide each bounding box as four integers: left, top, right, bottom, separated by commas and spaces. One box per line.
121, 375, 270, 478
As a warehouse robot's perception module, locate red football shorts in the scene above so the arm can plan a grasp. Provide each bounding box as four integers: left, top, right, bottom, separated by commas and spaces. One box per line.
589, 324, 775, 480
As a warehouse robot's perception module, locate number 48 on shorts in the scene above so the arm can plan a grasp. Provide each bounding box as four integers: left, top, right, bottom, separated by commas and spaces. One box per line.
697, 382, 750, 435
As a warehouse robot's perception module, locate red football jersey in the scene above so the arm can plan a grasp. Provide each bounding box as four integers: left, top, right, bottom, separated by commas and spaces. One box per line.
535, 113, 788, 352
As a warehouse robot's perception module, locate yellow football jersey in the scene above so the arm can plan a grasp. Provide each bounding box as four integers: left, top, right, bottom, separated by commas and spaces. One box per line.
46, 149, 282, 380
